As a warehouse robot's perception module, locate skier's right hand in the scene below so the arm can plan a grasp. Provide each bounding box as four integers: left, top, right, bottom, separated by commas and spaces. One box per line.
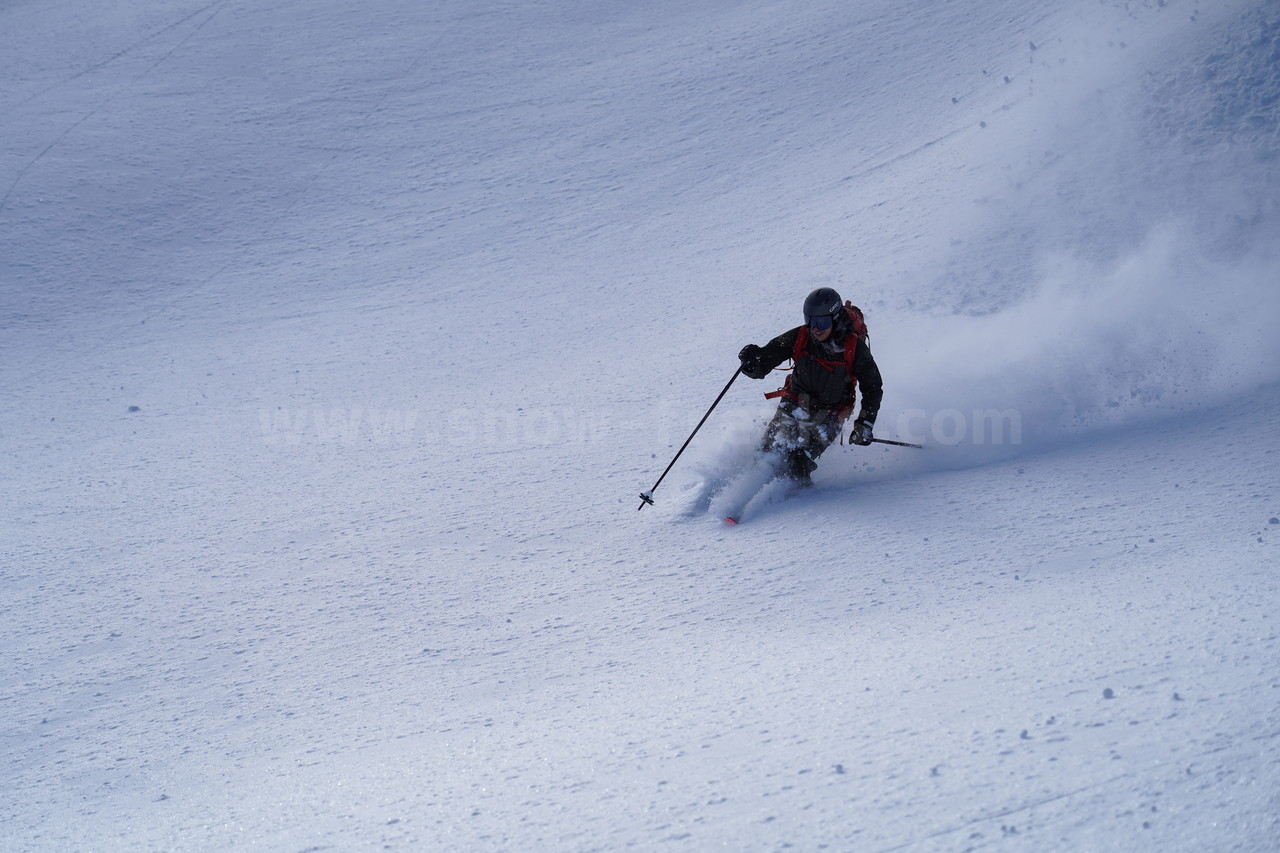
739, 344, 769, 379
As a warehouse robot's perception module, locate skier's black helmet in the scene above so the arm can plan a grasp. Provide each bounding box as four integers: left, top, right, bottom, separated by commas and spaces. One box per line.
803, 287, 843, 332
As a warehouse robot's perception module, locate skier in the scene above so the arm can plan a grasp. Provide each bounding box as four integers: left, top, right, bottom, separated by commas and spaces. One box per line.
737, 287, 883, 485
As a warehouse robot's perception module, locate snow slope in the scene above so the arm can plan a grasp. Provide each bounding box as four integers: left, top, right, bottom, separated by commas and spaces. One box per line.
2, 0, 1279, 850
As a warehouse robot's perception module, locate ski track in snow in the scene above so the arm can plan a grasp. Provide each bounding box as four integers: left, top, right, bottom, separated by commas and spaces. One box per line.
2, 0, 1279, 850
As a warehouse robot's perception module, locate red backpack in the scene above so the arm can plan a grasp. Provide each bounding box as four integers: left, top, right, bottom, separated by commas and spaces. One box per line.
765, 302, 868, 421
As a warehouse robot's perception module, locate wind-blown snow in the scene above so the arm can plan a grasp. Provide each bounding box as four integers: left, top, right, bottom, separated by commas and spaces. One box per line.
2, 0, 1278, 850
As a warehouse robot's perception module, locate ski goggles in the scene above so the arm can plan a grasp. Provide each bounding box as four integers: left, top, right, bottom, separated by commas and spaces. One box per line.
807, 312, 835, 332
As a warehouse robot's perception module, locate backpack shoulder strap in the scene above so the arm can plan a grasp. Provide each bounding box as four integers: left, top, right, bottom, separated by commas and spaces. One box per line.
792, 324, 809, 364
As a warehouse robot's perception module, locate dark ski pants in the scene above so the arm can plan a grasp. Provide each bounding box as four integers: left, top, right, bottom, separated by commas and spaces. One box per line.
760, 401, 841, 481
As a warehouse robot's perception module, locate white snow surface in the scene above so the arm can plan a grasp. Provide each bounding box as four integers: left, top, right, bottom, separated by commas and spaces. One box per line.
3, 0, 1280, 850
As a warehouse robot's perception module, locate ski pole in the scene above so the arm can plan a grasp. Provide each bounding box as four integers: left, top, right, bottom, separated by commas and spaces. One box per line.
871, 437, 923, 449
638, 366, 743, 510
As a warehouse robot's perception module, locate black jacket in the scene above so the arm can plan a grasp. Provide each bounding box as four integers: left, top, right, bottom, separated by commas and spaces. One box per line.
755, 325, 883, 419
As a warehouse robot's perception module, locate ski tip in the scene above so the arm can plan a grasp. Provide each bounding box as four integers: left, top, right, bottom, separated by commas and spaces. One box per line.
724, 516, 739, 525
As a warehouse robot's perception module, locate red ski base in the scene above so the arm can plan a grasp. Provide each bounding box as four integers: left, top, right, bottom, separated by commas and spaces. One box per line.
724, 516, 739, 525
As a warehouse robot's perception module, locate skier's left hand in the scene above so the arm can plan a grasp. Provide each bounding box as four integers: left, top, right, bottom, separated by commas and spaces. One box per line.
849, 418, 874, 446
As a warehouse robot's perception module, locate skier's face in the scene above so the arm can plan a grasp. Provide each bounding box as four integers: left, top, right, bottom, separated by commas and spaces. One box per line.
808, 311, 835, 342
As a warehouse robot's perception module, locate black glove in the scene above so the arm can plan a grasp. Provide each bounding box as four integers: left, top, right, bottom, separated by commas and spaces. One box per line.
849, 417, 874, 446
738, 344, 769, 379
